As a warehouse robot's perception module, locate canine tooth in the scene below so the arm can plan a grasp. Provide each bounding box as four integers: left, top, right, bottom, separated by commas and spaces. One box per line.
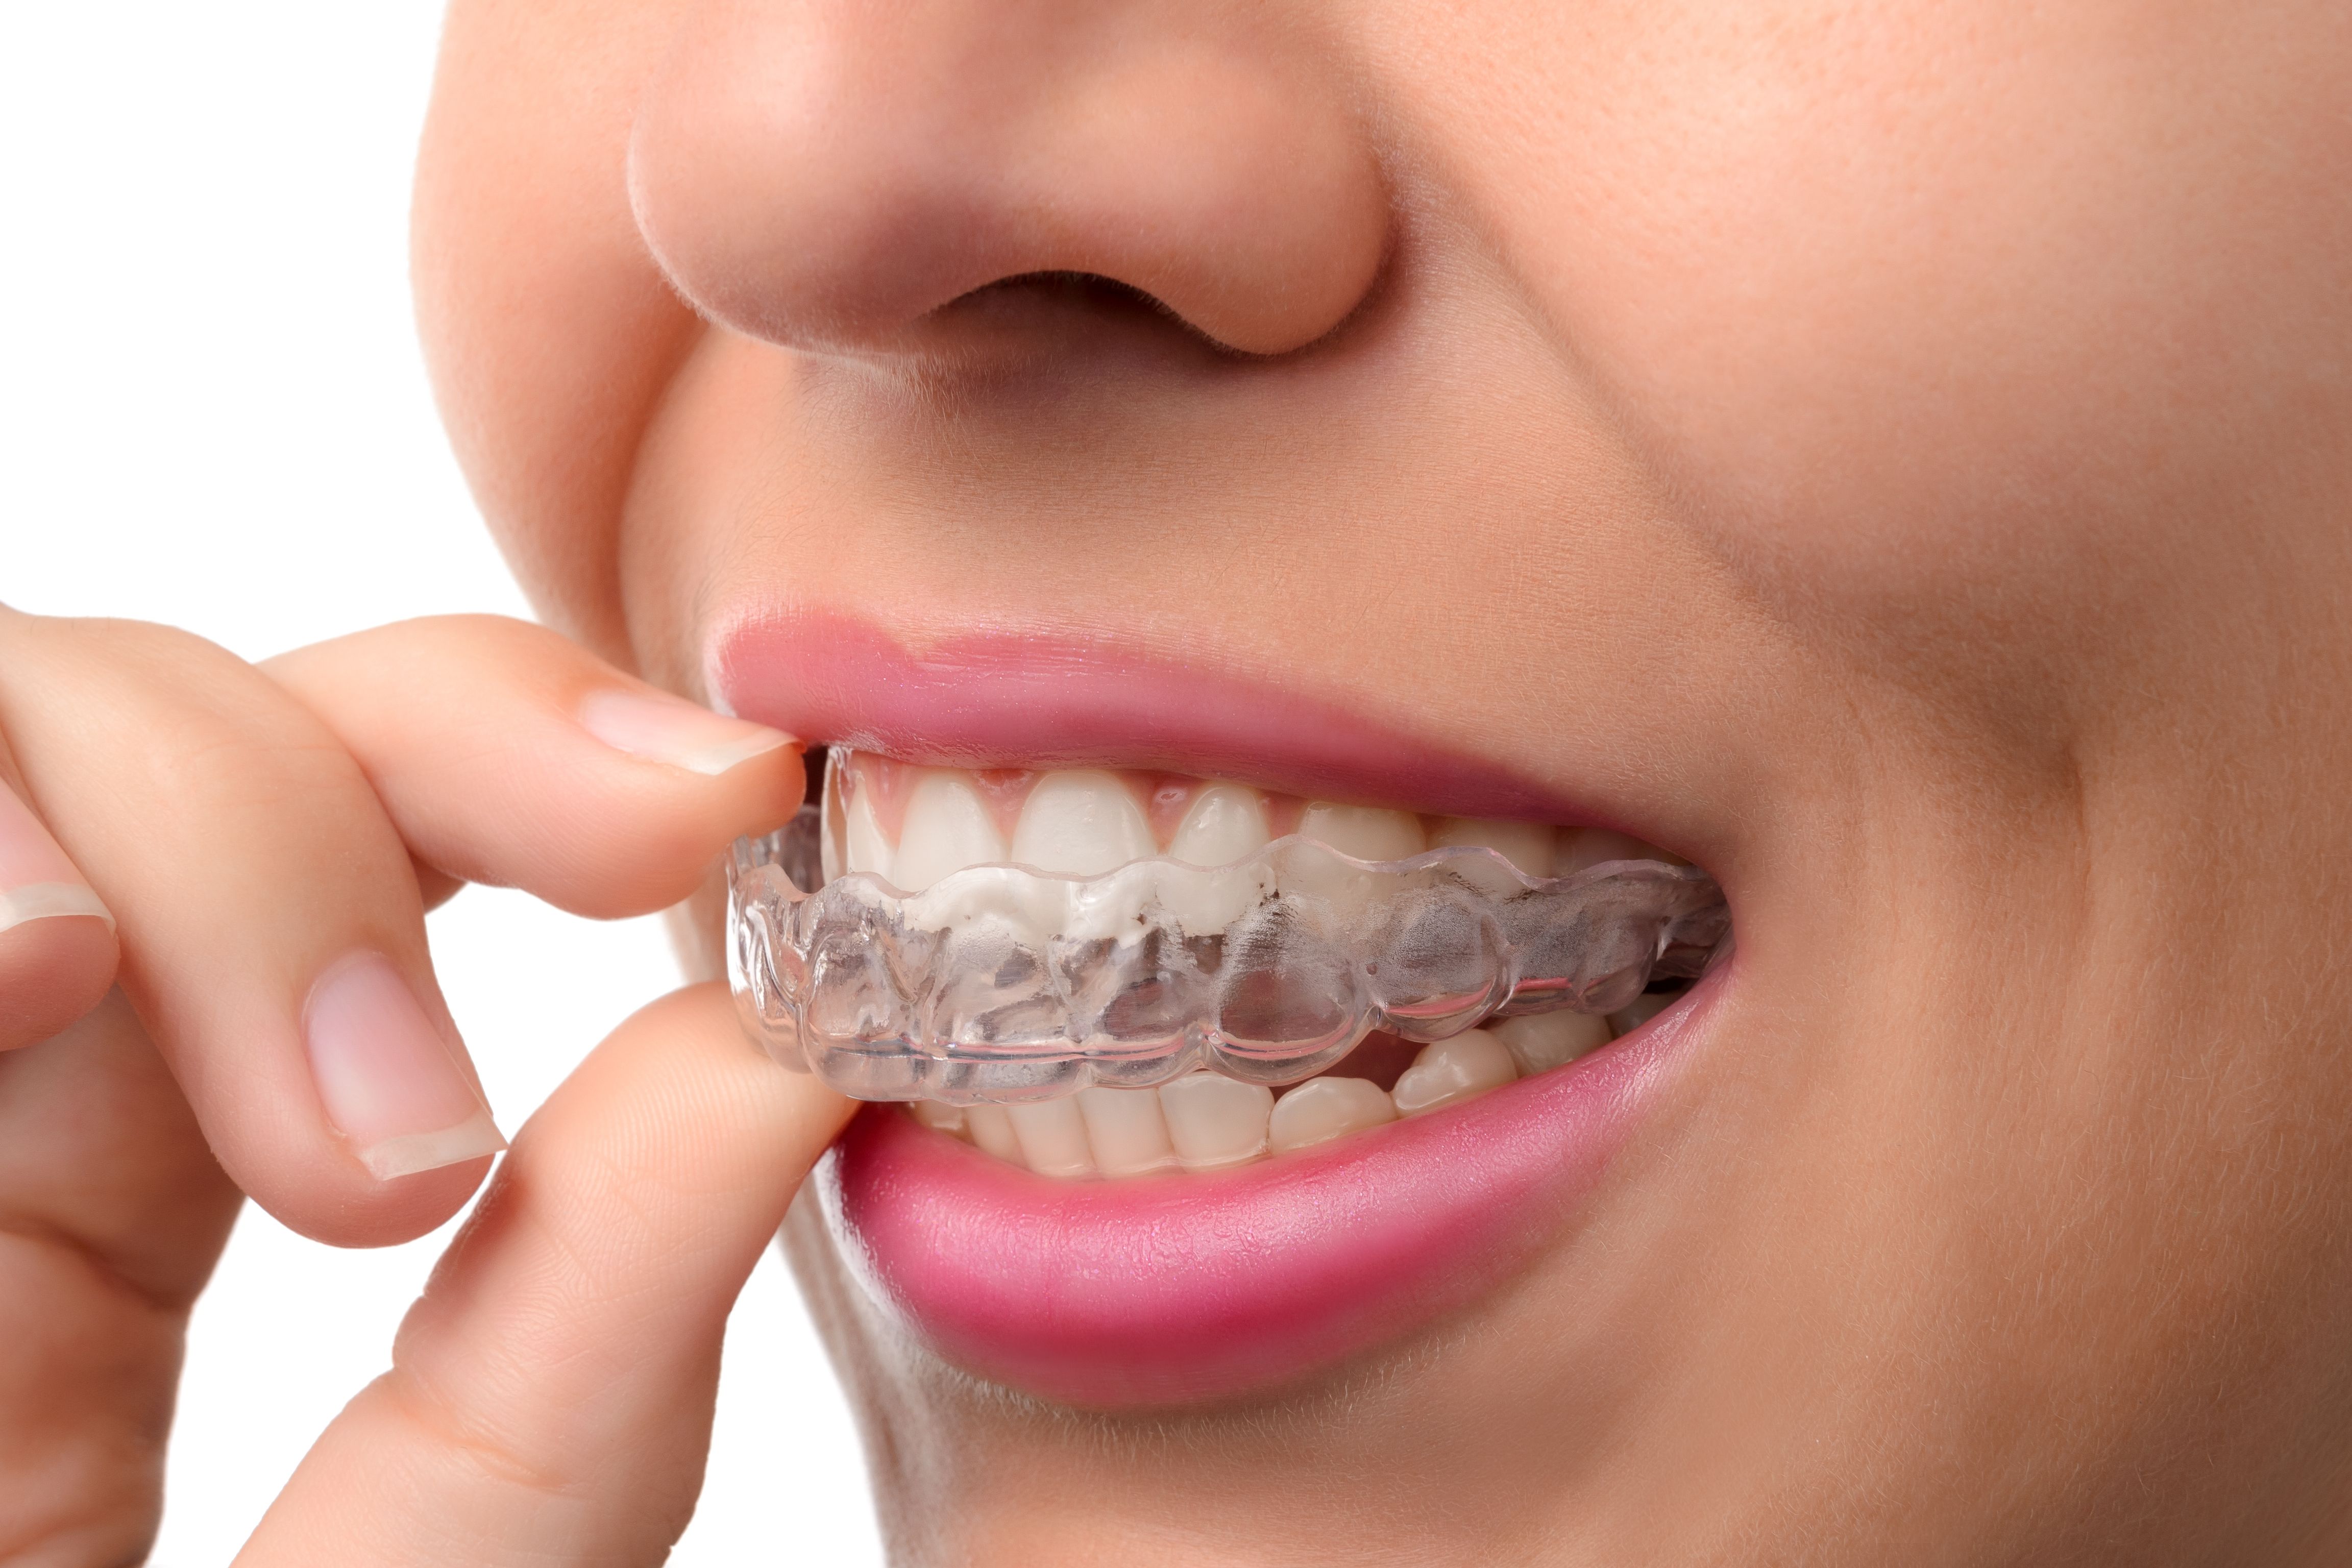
1552, 827, 1671, 877
1011, 770, 1156, 877
910, 1100, 969, 1138
1297, 802, 1427, 863
1158, 1072, 1274, 1169
1007, 1098, 1096, 1179
1430, 816, 1553, 877
844, 775, 895, 880
1076, 1086, 1178, 1177
893, 772, 1008, 891
1391, 1028, 1520, 1117
1267, 1075, 1398, 1153
1169, 784, 1272, 867
1609, 990, 1680, 1037
1489, 1012, 1611, 1076
965, 1104, 1024, 1164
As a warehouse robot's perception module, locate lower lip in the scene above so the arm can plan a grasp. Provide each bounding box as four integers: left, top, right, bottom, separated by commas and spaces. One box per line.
812, 982, 1719, 1407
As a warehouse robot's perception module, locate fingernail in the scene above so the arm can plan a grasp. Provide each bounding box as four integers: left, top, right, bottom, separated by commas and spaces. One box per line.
0, 782, 112, 933
304, 951, 505, 1180
578, 688, 793, 777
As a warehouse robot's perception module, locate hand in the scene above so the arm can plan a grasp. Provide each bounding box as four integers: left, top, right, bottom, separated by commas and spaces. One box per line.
238, 983, 853, 1565
0, 609, 827, 1559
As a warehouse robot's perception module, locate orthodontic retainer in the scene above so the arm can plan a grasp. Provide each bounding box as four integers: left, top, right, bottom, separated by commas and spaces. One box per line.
727, 795, 1731, 1108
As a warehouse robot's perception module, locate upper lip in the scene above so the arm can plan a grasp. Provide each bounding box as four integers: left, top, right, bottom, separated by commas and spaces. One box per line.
707, 607, 1631, 828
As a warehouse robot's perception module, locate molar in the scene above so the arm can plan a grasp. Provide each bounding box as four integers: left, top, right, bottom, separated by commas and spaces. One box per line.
1267, 1075, 1398, 1153
1158, 1072, 1275, 1169
1391, 1028, 1521, 1117
892, 772, 1008, 891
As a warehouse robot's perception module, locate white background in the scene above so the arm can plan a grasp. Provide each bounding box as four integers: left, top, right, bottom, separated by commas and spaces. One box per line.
1, 5, 884, 1562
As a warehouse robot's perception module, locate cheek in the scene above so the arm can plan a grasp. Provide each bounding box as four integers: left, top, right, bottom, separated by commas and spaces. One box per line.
1375, 0, 2352, 635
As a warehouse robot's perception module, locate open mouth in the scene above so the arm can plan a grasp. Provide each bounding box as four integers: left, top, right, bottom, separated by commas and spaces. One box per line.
712, 621, 1737, 1405
732, 749, 1725, 1179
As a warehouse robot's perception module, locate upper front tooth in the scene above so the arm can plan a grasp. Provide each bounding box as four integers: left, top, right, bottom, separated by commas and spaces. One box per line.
843, 773, 896, 881
893, 772, 1008, 891
1430, 816, 1553, 877
1168, 783, 1271, 867
1297, 802, 1427, 863
1011, 770, 1156, 877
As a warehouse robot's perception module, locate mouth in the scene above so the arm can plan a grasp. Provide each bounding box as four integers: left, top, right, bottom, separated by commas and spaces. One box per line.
715, 619, 1733, 1406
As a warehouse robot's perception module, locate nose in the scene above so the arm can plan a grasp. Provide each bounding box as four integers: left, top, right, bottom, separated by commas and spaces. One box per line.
626, 0, 1389, 359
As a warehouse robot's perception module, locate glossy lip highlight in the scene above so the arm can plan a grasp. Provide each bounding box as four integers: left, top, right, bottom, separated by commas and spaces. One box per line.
708, 610, 1592, 824
815, 975, 1722, 1407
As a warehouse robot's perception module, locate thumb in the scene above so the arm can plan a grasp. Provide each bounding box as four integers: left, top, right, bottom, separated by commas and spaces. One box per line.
236, 984, 854, 1567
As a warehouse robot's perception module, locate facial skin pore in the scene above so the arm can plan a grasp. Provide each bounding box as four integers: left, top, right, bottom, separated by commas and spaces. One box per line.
414, 2, 2352, 1562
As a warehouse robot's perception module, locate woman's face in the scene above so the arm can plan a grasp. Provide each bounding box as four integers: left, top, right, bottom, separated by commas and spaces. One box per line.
415, 1, 2352, 1559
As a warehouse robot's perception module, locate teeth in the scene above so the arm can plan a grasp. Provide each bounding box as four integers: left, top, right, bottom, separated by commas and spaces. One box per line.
965, 1103, 1025, 1164
893, 772, 1008, 891
1429, 816, 1553, 877
1010, 770, 1157, 877
1390, 1028, 1521, 1118
910, 1099, 968, 1137
1007, 1097, 1097, 1178
1168, 783, 1272, 868
843, 775, 895, 881
1608, 989, 1680, 1037
1075, 1086, 1179, 1177
1157, 1072, 1275, 1169
1553, 826, 1663, 877
1296, 801, 1428, 863
1488, 1011, 1611, 1076
1267, 1075, 1398, 1153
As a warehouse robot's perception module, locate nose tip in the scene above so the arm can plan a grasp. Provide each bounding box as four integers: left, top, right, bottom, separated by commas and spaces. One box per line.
626, 2, 1389, 359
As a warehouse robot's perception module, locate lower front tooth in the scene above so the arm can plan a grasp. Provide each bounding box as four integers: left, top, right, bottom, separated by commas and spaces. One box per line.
1391, 1028, 1520, 1117
1007, 1097, 1096, 1178
965, 1103, 1025, 1164
1267, 1075, 1398, 1153
1157, 1072, 1275, 1169
910, 1099, 969, 1138
1488, 1012, 1611, 1076
1076, 1086, 1178, 1177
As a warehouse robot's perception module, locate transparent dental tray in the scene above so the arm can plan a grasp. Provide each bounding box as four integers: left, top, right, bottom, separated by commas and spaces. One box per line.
727, 782, 1730, 1106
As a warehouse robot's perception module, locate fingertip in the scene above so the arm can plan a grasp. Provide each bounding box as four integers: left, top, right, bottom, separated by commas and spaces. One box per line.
0, 912, 118, 1050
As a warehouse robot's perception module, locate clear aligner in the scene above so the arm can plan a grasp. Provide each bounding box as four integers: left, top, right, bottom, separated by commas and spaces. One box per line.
727, 794, 1730, 1107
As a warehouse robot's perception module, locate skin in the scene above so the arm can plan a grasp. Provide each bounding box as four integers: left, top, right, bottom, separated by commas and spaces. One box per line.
0, 0, 2343, 1562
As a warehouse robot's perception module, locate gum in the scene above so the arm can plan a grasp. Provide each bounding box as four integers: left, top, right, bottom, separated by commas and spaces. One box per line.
728, 789, 1729, 1105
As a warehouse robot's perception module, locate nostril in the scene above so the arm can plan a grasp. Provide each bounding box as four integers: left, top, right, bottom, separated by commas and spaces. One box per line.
930, 271, 1241, 356
627, 4, 1391, 363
